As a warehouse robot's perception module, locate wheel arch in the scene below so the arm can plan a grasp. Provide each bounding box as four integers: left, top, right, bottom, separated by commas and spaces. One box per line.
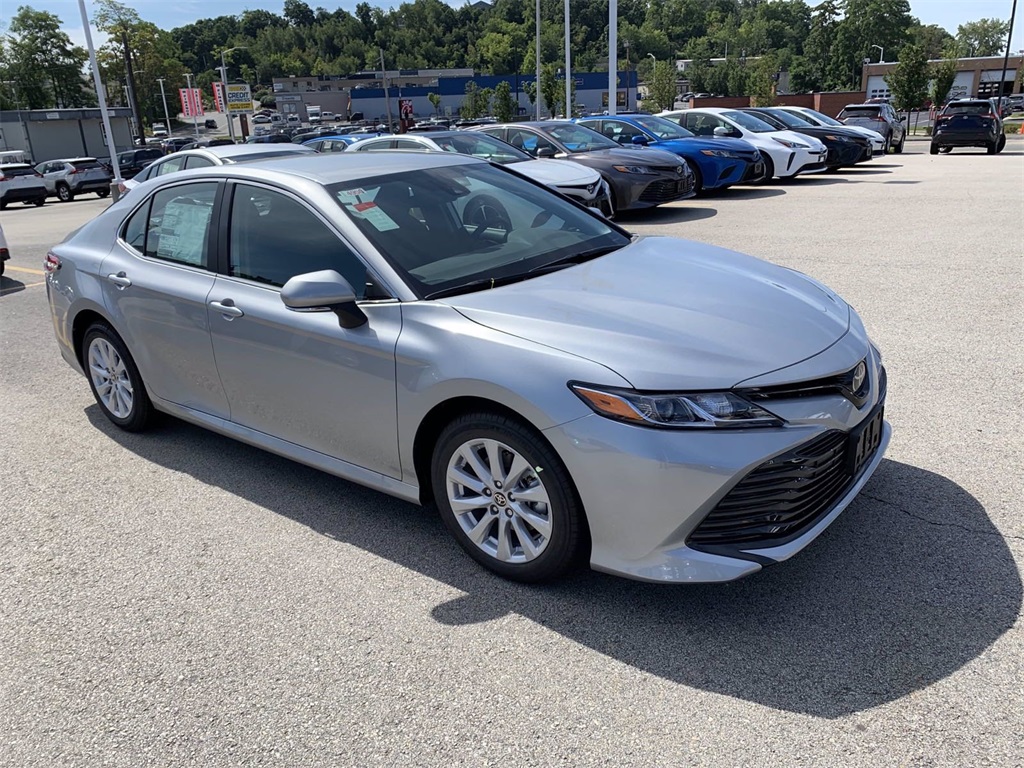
71, 304, 116, 370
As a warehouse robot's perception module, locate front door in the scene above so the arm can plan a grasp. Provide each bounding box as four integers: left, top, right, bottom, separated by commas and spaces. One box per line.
207, 182, 402, 477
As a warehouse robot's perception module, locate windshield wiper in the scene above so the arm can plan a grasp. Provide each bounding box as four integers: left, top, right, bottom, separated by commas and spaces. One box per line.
527, 244, 624, 274
424, 273, 528, 300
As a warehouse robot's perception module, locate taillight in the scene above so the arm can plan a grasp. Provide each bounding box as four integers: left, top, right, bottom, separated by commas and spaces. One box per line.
69, 168, 80, 174
0, 171, 5, 181
117, 181, 127, 194
44, 252, 61, 273
34, 171, 43, 178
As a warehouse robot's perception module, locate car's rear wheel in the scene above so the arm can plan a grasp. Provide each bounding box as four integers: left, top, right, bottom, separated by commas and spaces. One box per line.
33, 198, 44, 206
939, 146, 953, 154
996, 135, 1006, 153
431, 412, 585, 582
56, 183, 73, 202
986, 140, 997, 154
893, 133, 905, 153
929, 143, 940, 155
96, 189, 109, 198
82, 322, 154, 432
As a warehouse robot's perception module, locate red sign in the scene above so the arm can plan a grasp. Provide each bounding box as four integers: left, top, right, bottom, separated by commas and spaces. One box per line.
212, 82, 226, 114
178, 87, 203, 118
399, 99, 414, 119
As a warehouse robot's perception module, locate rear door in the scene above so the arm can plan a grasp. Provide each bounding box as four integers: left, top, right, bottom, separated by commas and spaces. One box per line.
71, 159, 111, 187
99, 180, 229, 418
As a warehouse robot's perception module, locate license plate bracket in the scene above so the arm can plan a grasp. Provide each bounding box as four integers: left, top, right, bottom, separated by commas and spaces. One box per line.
846, 404, 884, 476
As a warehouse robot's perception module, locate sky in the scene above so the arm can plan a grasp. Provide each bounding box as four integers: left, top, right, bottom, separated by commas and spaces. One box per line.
3, 0, 1022, 58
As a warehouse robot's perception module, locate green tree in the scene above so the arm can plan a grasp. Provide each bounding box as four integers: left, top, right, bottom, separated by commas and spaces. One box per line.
884, 43, 929, 115
956, 18, 1010, 57
748, 53, 781, 106
539, 63, 560, 117
909, 22, 955, 60
930, 47, 959, 106
2, 7, 90, 109
478, 86, 493, 117
647, 60, 678, 111
461, 80, 480, 119
493, 80, 516, 122
427, 91, 441, 116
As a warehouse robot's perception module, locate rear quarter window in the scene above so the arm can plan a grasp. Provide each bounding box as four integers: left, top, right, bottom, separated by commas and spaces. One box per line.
71, 160, 104, 170
840, 107, 880, 118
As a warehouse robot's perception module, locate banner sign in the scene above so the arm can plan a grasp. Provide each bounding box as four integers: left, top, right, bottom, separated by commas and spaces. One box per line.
179, 88, 203, 118
226, 83, 254, 114
212, 82, 227, 114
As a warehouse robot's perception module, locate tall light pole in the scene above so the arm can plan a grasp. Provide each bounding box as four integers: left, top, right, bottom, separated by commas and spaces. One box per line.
379, 48, 394, 130
183, 72, 200, 140
535, 0, 541, 120
608, 0, 618, 115
564, 0, 571, 118
997, 0, 1017, 104
156, 77, 172, 137
77, 0, 122, 195
871, 44, 884, 62
220, 46, 247, 143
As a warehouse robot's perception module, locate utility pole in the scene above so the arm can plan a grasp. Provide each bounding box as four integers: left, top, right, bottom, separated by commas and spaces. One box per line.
997, 0, 1017, 105
535, 0, 542, 120
220, 47, 247, 144
608, 0, 617, 115
379, 49, 394, 131
156, 78, 172, 137
564, 0, 571, 118
77, 0, 121, 196
183, 72, 200, 140
121, 30, 144, 142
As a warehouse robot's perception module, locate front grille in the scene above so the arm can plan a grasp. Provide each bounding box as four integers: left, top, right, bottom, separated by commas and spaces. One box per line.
688, 430, 851, 547
741, 361, 884, 409
639, 177, 690, 203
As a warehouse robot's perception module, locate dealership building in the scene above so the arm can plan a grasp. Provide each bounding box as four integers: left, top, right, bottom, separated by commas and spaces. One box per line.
0, 107, 135, 165
861, 54, 1022, 102
273, 69, 639, 121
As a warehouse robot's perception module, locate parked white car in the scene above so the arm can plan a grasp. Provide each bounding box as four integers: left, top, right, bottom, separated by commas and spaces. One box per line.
348, 130, 613, 214
660, 107, 828, 180
776, 106, 886, 154
0, 163, 47, 209
0, 220, 9, 276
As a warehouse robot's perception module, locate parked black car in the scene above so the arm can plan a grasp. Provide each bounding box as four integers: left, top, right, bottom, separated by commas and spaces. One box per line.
471, 121, 695, 212
930, 99, 1005, 154
101, 148, 164, 179
161, 137, 194, 154
742, 108, 873, 169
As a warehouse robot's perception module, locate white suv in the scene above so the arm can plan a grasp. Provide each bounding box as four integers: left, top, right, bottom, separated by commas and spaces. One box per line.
0, 163, 47, 209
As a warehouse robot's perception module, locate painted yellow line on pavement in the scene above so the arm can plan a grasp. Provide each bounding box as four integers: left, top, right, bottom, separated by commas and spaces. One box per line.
5, 265, 46, 276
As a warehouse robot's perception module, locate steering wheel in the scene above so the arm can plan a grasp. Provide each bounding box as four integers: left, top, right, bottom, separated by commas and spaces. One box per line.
463, 195, 512, 239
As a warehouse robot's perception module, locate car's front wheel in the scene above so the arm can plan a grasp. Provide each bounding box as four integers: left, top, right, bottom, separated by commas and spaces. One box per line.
82, 322, 154, 432
431, 412, 585, 582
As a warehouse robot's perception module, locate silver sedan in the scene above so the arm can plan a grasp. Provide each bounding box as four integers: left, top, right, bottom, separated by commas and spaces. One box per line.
45, 152, 889, 583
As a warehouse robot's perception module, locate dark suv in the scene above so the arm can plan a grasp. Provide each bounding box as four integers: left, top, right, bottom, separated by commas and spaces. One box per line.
103, 148, 164, 179
838, 102, 907, 153
930, 99, 1005, 154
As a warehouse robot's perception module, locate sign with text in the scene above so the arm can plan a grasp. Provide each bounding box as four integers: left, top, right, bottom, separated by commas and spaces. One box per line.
179, 87, 203, 118
213, 82, 227, 113
226, 83, 254, 114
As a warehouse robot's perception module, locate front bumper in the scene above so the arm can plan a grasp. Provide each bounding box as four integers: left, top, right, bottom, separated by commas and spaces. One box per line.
614, 169, 694, 210
543, 349, 889, 583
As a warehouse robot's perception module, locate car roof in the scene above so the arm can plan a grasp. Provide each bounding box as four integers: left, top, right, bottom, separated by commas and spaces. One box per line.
178, 144, 312, 160
167, 150, 485, 186
843, 104, 881, 109
53, 157, 98, 162
1, 162, 32, 169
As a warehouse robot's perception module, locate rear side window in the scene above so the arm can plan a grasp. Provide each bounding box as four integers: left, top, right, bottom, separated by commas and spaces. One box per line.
154, 156, 186, 176
1, 165, 37, 177
134, 182, 217, 267
840, 107, 881, 118
943, 102, 992, 115
184, 156, 215, 169
71, 160, 103, 171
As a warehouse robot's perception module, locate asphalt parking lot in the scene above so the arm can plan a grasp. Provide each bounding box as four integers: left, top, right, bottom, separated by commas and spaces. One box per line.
2, 143, 1022, 767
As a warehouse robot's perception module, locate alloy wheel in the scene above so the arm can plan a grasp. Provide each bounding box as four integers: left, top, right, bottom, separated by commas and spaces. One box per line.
88, 337, 134, 419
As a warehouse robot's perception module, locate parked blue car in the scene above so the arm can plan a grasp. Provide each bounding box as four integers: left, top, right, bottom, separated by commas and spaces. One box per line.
303, 132, 391, 151
574, 114, 765, 193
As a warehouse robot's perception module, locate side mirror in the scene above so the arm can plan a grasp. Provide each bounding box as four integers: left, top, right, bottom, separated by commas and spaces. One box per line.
281, 269, 366, 329
899, 115, 907, 122
713, 126, 732, 137
631, 134, 649, 145
535, 146, 557, 158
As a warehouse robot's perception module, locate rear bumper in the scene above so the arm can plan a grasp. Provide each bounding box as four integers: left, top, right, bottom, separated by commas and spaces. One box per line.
1, 186, 46, 203
70, 179, 112, 193
932, 130, 998, 147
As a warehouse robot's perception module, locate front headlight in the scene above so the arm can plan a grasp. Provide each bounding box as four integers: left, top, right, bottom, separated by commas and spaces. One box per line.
700, 149, 738, 158
612, 164, 654, 174
823, 134, 849, 142
772, 137, 809, 149
570, 383, 783, 428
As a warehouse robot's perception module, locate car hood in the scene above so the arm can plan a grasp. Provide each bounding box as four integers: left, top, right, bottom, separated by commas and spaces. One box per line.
651, 136, 757, 154
442, 236, 851, 390
568, 146, 683, 167
841, 125, 884, 141
509, 158, 600, 186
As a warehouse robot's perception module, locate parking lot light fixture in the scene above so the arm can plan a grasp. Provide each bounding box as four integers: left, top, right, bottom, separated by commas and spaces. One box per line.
220, 47, 247, 143
871, 44, 884, 63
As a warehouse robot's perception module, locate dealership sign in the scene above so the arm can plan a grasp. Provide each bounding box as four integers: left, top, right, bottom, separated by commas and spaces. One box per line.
179, 87, 203, 118
226, 84, 254, 114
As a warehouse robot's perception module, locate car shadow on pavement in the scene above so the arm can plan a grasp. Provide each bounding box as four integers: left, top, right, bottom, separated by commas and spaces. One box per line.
713, 187, 787, 200
0, 274, 28, 296
87, 408, 1021, 719
621, 206, 717, 225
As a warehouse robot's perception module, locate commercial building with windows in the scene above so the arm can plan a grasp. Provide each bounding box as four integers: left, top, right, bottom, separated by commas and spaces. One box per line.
862, 54, 1022, 103
272, 70, 639, 122
0, 108, 134, 165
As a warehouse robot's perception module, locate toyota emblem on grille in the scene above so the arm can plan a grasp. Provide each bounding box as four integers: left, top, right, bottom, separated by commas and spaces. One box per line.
852, 361, 867, 392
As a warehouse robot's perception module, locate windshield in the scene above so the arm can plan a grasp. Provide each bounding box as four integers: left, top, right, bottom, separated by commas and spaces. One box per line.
760, 109, 810, 128
431, 133, 531, 164
943, 102, 993, 115
803, 109, 843, 126
631, 115, 696, 139
539, 123, 618, 152
330, 164, 629, 299
721, 111, 778, 133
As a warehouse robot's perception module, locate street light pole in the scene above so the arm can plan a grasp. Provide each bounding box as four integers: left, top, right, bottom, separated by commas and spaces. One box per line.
77, 0, 122, 195
608, 0, 617, 115
564, 0, 571, 118
156, 77, 171, 137
379, 48, 394, 131
871, 44, 884, 63
535, 0, 541, 120
183, 72, 200, 140
220, 47, 247, 143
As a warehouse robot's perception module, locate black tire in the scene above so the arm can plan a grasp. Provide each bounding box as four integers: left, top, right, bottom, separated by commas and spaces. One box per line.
929, 143, 939, 155
0, 201, 6, 210
33, 198, 44, 207
56, 183, 73, 202
939, 146, 953, 154
893, 133, 905, 153
431, 412, 586, 583
986, 140, 997, 155
684, 160, 703, 196
0, 260, 5, 276
754, 154, 774, 184
97, 189, 110, 198
81, 322, 155, 432
996, 135, 1006, 153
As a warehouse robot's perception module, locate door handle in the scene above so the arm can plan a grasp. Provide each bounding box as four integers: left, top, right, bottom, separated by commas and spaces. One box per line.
106, 272, 132, 289
210, 299, 244, 319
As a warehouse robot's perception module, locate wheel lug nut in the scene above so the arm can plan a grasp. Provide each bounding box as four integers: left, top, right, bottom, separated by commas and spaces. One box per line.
490, 505, 498, 513
483, 488, 491, 496
505, 508, 513, 517
495, 481, 502, 489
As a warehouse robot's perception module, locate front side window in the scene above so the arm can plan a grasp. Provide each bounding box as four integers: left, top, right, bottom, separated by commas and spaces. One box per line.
431, 133, 528, 164
229, 184, 373, 297
331, 163, 629, 299
601, 120, 646, 145
540, 123, 617, 152
504, 128, 559, 156
141, 182, 217, 267
685, 113, 725, 136
632, 115, 696, 139
721, 111, 776, 132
